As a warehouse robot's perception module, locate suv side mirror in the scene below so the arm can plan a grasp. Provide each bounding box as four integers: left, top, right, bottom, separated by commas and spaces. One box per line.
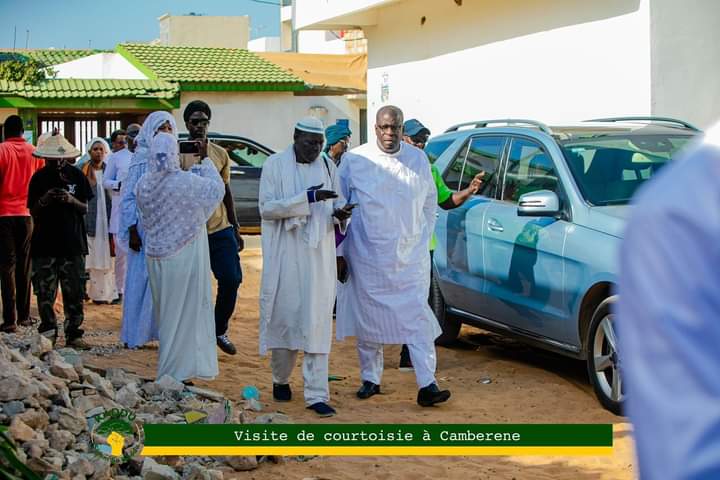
517, 190, 560, 217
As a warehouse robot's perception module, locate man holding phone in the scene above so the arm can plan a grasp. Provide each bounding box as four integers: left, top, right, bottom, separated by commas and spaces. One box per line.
27, 133, 92, 348
259, 117, 352, 417
180, 100, 243, 356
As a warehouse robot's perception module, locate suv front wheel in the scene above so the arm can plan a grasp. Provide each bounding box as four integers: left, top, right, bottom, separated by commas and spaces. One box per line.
586, 296, 623, 415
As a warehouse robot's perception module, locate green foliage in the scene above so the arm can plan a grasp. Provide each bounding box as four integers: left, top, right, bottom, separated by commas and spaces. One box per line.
0, 57, 55, 83
0, 426, 42, 480
95, 419, 133, 436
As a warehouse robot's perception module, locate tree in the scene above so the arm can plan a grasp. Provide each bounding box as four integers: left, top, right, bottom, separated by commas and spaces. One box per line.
0, 55, 55, 83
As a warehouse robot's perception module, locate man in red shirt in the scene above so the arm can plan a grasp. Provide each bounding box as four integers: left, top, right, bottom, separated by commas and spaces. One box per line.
0, 115, 44, 332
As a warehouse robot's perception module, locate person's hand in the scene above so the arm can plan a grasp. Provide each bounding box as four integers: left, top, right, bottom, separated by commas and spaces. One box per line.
468, 172, 485, 194
39, 190, 56, 206
234, 226, 244, 252
333, 203, 356, 221
128, 225, 142, 252
50, 188, 72, 204
307, 183, 338, 202
196, 138, 208, 159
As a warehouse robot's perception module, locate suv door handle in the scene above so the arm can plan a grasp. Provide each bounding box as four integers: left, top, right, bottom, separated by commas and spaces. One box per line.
231, 170, 246, 175
487, 218, 504, 232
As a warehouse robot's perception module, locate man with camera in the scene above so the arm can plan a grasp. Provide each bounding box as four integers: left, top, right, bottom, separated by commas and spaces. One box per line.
180, 100, 243, 356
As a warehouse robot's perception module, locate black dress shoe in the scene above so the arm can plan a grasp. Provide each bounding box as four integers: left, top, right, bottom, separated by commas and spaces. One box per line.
273, 383, 292, 402
417, 383, 451, 407
356, 381, 381, 399
307, 402, 336, 417
216, 335, 237, 355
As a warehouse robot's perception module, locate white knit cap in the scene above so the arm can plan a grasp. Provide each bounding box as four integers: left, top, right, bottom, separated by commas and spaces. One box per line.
295, 116, 325, 134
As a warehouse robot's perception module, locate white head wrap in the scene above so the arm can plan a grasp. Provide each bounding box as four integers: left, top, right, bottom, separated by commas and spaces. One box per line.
136, 132, 224, 258
132, 111, 178, 167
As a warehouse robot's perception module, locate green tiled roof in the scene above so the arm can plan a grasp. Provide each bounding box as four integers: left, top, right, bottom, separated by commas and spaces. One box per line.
0, 79, 178, 99
117, 44, 304, 89
0, 49, 107, 66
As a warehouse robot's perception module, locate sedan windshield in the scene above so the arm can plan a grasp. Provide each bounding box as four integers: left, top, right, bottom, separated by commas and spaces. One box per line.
560, 134, 694, 205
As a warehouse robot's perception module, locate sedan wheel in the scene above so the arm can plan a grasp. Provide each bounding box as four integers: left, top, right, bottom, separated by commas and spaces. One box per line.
586, 298, 623, 415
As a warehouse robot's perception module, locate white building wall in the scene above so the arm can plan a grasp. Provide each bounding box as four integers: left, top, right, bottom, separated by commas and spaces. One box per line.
364, 0, 651, 136
297, 31, 347, 54
248, 37, 282, 52
53, 53, 148, 80
176, 91, 360, 151
650, 0, 720, 129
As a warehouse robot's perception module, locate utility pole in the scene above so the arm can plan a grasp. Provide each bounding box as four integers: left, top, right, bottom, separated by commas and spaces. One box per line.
25, 30, 30, 49
13, 25, 17, 50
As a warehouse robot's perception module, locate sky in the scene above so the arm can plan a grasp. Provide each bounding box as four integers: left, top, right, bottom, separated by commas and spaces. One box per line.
0, 0, 281, 50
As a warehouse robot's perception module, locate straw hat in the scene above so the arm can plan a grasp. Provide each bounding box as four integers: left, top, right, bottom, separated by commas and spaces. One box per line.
33, 133, 81, 159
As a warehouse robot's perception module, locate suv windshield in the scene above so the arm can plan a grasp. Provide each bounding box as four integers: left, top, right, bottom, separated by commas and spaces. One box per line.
560, 134, 694, 206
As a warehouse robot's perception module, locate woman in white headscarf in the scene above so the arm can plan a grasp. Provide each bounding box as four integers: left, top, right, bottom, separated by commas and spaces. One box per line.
118, 111, 175, 349
136, 131, 224, 382
82, 138, 117, 303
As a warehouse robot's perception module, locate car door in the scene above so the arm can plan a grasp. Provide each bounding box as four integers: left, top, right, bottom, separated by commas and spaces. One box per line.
481, 136, 573, 343
435, 135, 506, 315
212, 138, 271, 233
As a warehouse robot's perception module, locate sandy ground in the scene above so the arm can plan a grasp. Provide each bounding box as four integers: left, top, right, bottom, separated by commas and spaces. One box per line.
70, 241, 635, 480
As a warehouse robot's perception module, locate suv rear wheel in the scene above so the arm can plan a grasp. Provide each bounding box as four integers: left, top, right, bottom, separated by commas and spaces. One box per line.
586, 296, 623, 415
430, 272, 461, 346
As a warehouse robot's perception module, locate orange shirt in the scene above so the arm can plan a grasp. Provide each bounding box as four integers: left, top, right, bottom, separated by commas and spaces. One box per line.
0, 137, 44, 216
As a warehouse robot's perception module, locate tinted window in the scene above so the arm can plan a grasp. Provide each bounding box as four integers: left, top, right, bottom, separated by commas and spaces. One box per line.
424, 138, 454, 164
560, 134, 693, 205
442, 141, 469, 191
216, 140, 268, 168
503, 138, 558, 203
463, 136, 505, 197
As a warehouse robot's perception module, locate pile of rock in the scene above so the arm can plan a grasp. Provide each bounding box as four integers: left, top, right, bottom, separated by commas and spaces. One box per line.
0, 333, 293, 479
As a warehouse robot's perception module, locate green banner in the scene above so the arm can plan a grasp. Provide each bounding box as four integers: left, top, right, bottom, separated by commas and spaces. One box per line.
144, 424, 612, 447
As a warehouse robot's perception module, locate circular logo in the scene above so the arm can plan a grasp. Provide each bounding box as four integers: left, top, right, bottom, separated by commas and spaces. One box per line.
90, 408, 144, 463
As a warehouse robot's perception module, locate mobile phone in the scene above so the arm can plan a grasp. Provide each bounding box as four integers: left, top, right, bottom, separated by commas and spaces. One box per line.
345, 203, 358, 209
178, 140, 200, 155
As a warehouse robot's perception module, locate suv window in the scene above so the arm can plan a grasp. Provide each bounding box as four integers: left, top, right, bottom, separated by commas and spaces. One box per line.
424, 138, 454, 164
464, 136, 504, 198
441, 137, 504, 197
502, 138, 559, 203
216, 140, 269, 168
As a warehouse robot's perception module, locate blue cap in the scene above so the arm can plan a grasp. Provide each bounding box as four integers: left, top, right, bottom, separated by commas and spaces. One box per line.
403, 119, 430, 137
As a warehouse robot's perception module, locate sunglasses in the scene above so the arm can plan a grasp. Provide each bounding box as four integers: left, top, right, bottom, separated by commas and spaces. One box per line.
127, 131, 140, 139
190, 118, 210, 127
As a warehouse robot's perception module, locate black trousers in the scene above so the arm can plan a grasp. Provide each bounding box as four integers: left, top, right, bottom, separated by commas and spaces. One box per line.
0, 216, 32, 326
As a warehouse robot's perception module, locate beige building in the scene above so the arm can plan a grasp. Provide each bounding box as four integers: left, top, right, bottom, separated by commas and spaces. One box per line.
158, 14, 250, 49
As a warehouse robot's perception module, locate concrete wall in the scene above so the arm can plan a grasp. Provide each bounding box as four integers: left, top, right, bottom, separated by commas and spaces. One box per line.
176, 91, 360, 151
158, 15, 249, 49
362, 0, 650, 136
650, 0, 720, 129
295, 0, 398, 29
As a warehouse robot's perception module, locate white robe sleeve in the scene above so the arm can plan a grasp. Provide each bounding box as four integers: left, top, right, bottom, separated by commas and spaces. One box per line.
259, 155, 311, 221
